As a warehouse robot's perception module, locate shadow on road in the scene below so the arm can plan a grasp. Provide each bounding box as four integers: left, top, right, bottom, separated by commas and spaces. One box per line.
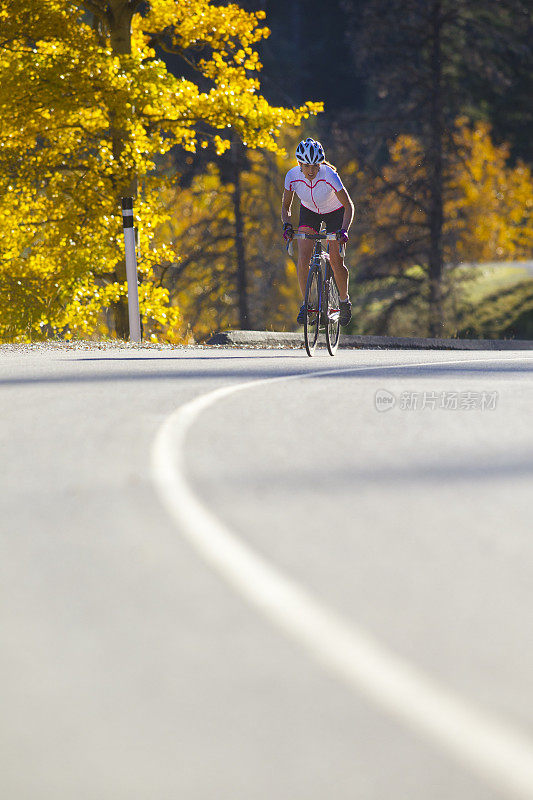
69, 355, 302, 362
217, 455, 533, 490
2, 358, 533, 387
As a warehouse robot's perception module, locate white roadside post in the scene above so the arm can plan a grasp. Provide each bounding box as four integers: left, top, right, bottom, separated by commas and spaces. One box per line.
121, 196, 142, 343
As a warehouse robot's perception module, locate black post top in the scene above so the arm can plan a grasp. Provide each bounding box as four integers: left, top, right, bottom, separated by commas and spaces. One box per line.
121, 197, 133, 210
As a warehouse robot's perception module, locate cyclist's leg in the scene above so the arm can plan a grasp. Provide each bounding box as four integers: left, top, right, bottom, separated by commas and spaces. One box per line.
328, 241, 349, 299
325, 208, 349, 300
297, 205, 321, 297
296, 228, 316, 296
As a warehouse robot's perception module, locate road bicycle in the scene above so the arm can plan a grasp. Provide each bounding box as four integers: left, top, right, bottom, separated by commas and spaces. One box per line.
291, 231, 343, 357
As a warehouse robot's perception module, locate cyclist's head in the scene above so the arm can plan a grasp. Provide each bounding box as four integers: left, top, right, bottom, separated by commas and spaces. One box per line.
295, 137, 325, 165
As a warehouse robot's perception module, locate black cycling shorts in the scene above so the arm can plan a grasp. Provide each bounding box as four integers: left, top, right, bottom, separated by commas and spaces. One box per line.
299, 204, 344, 234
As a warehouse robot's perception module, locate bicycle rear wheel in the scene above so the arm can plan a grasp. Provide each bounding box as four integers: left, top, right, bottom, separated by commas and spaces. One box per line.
304, 267, 321, 357
325, 270, 341, 355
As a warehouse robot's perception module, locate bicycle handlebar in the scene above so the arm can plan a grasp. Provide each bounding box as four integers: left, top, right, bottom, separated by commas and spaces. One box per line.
286, 231, 345, 258
292, 232, 338, 241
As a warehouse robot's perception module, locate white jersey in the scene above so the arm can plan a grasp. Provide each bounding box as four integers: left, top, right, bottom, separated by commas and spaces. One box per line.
284, 164, 345, 214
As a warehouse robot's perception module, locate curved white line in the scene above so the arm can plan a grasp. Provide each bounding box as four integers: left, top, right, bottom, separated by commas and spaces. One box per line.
151, 356, 533, 798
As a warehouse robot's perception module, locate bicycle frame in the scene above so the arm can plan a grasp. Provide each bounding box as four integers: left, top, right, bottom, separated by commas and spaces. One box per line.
291, 232, 344, 355
291, 231, 342, 278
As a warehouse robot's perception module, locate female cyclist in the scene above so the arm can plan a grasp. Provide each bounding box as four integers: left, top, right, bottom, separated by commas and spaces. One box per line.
281, 137, 354, 326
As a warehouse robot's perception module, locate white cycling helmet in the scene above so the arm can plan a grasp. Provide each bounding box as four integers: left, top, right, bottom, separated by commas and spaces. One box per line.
295, 137, 325, 165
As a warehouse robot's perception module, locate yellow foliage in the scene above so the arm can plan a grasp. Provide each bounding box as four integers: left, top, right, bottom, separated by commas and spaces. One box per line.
347, 118, 533, 337
0, 0, 321, 341
358, 119, 533, 270
448, 119, 533, 262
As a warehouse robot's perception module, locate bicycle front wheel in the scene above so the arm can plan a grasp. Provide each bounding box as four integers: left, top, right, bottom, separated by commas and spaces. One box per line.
325, 271, 341, 355
304, 267, 321, 357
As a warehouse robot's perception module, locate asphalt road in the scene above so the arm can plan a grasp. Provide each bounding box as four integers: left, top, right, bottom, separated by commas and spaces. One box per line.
2, 345, 533, 800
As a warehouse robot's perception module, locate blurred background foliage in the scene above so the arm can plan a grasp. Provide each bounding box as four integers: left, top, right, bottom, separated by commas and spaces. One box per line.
0, 0, 532, 342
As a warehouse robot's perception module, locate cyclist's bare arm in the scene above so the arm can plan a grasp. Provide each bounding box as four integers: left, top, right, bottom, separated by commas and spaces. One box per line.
335, 188, 354, 232
281, 189, 294, 226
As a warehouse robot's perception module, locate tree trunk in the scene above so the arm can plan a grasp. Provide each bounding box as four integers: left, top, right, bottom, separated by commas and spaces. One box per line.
427, 0, 445, 338
107, 1, 138, 339
232, 141, 250, 330
291, 0, 302, 102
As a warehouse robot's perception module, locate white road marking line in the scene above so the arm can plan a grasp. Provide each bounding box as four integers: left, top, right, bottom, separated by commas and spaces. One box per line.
151, 356, 533, 799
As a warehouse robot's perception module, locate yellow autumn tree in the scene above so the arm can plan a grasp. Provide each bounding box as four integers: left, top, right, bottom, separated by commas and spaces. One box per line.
448, 117, 533, 263
0, 0, 321, 341
351, 118, 533, 336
